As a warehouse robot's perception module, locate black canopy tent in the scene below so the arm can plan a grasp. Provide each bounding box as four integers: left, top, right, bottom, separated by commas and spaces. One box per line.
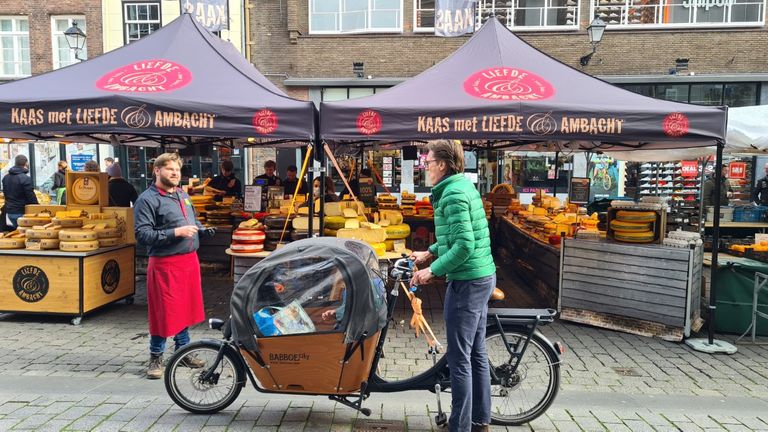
0, 13, 316, 146
320, 18, 731, 351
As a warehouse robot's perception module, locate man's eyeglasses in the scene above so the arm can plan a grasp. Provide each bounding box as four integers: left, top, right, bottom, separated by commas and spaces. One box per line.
424, 159, 439, 168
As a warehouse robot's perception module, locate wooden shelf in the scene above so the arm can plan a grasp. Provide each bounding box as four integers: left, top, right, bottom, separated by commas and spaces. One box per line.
703, 222, 768, 228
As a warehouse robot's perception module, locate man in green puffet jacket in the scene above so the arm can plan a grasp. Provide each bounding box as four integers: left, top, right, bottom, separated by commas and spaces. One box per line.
409, 139, 496, 432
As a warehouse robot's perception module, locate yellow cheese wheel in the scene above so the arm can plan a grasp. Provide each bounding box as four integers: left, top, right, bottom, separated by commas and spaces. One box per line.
25, 229, 60, 239
324, 228, 338, 237
95, 227, 121, 238
72, 177, 100, 205
370, 242, 386, 257
60, 240, 100, 251
25, 238, 60, 250
98, 237, 122, 247
325, 216, 347, 230
0, 238, 26, 249
610, 220, 652, 232
59, 229, 99, 241
385, 223, 411, 240
336, 227, 388, 244
615, 211, 657, 223
16, 217, 51, 227
53, 217, 84, 228
384, 239, 394, 251
613, 231, 655, 243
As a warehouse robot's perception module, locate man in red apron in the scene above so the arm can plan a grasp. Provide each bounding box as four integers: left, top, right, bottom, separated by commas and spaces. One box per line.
134, 152, 213, 379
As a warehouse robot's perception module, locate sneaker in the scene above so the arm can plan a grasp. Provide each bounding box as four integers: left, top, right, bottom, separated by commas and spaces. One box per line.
147, 354, 163, 380
179, 354, 206, 368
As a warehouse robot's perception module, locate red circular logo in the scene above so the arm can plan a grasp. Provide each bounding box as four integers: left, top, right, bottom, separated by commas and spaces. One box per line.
96, 60, 192, 93
356, 110, 382, 135
253, 109, 278, 134
663, 112, 690, 137
463, 67, 554, 101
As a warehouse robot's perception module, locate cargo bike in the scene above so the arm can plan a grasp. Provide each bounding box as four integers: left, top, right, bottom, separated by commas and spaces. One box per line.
164, 238, 563, 426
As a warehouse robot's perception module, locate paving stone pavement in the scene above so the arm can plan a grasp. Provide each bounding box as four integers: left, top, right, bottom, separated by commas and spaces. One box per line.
0, 271, 766, 431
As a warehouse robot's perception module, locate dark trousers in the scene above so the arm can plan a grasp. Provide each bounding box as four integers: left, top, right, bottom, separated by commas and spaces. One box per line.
444, 274, 496, 431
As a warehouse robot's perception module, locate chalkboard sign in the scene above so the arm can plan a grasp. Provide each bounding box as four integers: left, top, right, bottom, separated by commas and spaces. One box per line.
358, 178, 377, 207
569, 177, 590, 204
244, 185, 262, 212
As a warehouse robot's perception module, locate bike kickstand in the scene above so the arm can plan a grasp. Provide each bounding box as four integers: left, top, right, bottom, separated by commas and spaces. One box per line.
434, 383, 447, 427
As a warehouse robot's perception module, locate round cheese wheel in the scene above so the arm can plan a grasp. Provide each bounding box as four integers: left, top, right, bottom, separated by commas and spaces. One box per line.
231, 229, 265, 244
72, 177, 100, 205
615, 211, 657, 223
324, 216, 347, 230
98, 237, 122, 247
59, 229, 99, 241
16, 217, 51, 227
95, 227, 121, 238
385, 224, 411, 240
613, 231, 655, 243
0, 238, 25, 249
265, 229, 287, 241
291, 230, 310, 241
26, 238, 60, 249
53, 218, 84, 228
264, 215, 290, 229
60, 240, 100, 251
25, 229, 60, 239
610, 220, 652, 232
230, 243, 264, 253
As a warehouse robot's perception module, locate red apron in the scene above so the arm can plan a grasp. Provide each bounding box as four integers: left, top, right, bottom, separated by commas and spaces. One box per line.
147, 251, 205, 337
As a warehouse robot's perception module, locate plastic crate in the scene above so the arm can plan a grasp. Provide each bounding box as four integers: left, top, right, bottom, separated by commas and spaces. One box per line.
733, 206, 768, 223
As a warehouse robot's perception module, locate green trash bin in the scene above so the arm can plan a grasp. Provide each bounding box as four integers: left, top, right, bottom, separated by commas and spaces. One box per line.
713, 261, 768, 336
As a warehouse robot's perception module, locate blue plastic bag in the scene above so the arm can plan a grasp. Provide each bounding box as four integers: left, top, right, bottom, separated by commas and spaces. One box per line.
253, 307, 282, 336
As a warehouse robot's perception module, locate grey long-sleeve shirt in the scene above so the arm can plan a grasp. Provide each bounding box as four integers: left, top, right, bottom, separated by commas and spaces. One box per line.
133, 184, 206, 257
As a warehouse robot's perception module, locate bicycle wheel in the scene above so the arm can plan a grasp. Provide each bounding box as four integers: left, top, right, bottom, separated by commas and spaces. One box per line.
601, 173, 612, 191
486, 327, 560, 425
164, 341, 245, 414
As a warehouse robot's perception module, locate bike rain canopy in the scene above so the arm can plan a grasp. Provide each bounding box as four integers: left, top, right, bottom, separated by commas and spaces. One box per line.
320, 17, 727, 151
230, 238, 388, 351
0, 13, 316, 145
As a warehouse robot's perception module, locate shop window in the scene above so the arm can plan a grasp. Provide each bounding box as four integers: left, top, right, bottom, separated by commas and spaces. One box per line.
0, 17, 30, 78
478, 0, 579, 29
414, 0, 436, 31
65, 143, 97, 172
52, 16, 86, 69
309, 0, 403, 34
320, 87, 381, 101
690, 83, 723, 105
591, 0, 765, 27
620, 84, 655, 98
724, 83, 758, 107
0, 142, 30, 182
655, 84, 689, 102
124, 2, 161, 44
33, 142, 61, 190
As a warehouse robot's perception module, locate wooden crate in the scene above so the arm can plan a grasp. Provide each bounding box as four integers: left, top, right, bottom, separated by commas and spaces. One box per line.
606, 207, 666, 245
66, 172, 109, 207
102, 206, 136, 244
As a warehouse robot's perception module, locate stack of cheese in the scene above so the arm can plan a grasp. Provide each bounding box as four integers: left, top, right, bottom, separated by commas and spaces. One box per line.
190, 195, 215, 224
373, 210, 410, 253
322, 201, 365, 237
329, 203, 387, 256
414, 197, 434, 217
25, 222, 63, 250
16, 211, 54, 232
231, 219, 266, 253
205, 208, 232, 227
400, 191, 416, 216
0, 229, 26, 249
86, 213, 124, 248
262, 215, 295, 251
376, 194, 399, 211
609, 210, 656, 243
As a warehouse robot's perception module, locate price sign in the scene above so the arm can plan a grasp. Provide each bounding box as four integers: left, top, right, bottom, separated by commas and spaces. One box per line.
681, 161, 698, 178
244, 185, 262, 212
729, 162, 746, 179
569, 177, 590, 204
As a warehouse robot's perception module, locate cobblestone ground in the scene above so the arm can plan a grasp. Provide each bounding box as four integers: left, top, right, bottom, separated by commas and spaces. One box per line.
0, 272, 766, 431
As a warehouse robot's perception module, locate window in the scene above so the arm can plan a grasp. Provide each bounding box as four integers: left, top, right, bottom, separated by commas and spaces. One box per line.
0, 17, 30, 78
477, 0, 579, 29
414, 0, 436, 31
690, 83, 723, 105
620, 82, 761, 107
124, 2, 161, 44
724, 83, 758, 106
52, 17, 87, 69
320, 87, 382, 101
591, 0, 765, 27
309, 0, 403, 33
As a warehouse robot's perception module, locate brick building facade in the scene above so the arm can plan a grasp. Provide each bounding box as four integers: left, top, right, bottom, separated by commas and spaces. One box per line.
248, 0, 768, 106
0, 0, 103, 80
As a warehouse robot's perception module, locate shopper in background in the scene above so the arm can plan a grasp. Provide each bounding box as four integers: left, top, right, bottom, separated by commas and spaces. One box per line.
252, 160, 281, 187
703, 164, 732, 208
134, 152, 213, 379
282, 164, 307, 197
107, 163, 138, 207
408, 139, 496, 432
104, 157, 115, 169
1, 155, 39, 230
313, 176, 340, 203
751, 162, 768, 205
84, 160, 100, 172
53, 160, 69, 205
209, 160, 242, 198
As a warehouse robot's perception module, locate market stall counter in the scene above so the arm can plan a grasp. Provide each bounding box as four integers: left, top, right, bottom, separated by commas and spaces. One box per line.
0, 244, 135, 325
559, 238, 702, 341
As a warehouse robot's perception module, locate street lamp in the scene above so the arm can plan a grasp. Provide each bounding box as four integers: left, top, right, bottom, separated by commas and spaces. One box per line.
64, 21, 87, 62
579, 18, 607, 67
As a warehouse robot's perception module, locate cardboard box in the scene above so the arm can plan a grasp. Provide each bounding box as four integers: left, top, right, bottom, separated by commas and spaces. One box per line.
102, 206, 136, 244
24, 204, 66, 215
66, 172, 109, 207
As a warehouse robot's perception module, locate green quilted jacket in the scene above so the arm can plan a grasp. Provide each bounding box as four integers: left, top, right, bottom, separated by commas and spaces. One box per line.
428, 174, 496, 281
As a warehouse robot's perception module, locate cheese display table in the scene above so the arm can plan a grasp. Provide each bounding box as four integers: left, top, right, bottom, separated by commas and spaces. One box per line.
0, 245, 136, 325
559, 238, 703, 340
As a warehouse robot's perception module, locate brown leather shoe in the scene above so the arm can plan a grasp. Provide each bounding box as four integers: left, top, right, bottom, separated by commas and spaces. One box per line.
146, 355, 163, 379
179, 354, 206, 368
472, 424, 490, 432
